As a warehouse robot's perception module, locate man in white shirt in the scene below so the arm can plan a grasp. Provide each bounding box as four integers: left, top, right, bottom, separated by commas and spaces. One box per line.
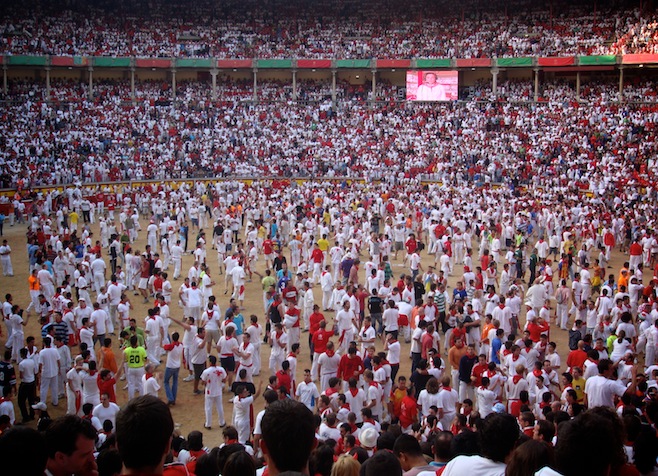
38, 336, 61, 406
584, 358, 637, 408
93, 393, 120, 429
295, 368, 320, 411
200, 355, 227, 429
430, 413, 518, 476
141, 363, 161, 397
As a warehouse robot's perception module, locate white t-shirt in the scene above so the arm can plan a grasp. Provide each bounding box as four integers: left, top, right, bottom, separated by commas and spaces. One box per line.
584, 375, 627, 408
93, 402, 120, 428
142, 375, 160, 397
429, 455, 506, 476
38, 347, 60, 378
296, 381, 320, 411
200, 365, 227, 397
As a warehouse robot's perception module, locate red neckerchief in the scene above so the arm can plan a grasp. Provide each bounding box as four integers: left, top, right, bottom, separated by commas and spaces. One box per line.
369, 381, 379, 389
486, 370, 497, 378
326, 388, 337, 396
513, 375, 523, 384
512, 355, 519, 361
145, 373, 153, 380
288, 353, 296, 359
325, 350, 335, 358
341, 403, 351, 410
532, 369, 542, 378
442, 386, 451, 392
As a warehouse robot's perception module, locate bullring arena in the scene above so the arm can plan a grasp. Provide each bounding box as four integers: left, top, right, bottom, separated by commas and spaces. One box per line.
0, 1, 658, 476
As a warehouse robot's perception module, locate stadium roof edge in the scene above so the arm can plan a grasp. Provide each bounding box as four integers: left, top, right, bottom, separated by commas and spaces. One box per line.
2, 55, 658, 69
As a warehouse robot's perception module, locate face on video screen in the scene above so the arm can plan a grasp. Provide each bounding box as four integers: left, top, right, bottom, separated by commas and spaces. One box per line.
406, 70, 458, 101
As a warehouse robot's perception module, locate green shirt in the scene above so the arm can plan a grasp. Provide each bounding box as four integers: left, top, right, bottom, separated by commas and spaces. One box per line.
124, 346, 147, 368
262, 275, 276, 292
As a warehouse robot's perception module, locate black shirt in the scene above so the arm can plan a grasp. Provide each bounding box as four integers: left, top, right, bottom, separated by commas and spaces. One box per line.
0, 361, 16, 391
410, 370, 432, 399
368, 296, 384, 314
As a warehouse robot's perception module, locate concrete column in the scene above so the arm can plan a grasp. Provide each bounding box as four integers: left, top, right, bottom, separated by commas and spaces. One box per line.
45, 67, 51, 101
292, 69, 297, 101
88, 66, 94, 100
2, 65, 7, 94
130, 67, 136, 102
576, 71, 581, 101
253, 68, 258, 102
210, 69, 218, 101
171, 69, 177, 100
533, 67, 539, 102
491, 68, 499, 96
331, 69, 337, 105
371, 69, 377, 102
618, 66, 624, 102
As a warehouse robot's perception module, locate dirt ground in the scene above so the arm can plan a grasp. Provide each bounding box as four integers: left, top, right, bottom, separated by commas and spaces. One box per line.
0, 212, 637, 448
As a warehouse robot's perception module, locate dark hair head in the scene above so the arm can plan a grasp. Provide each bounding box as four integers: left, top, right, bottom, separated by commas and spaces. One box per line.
556, 411, 618, 476
261, 399, 316, 473
360, 449, 402, 476
187, 430, 204, 451
195, 448, 221, 476
478, 413, 519, 463
116, 395, 174, 471
45, 415, 97, 459
309, 443, 335, 476
393, 433, 423, 458
96, 448, 123, 476
505, 440, 556, 476
0, 426, 47, 476
430, 431, 454, 461
222, 449, 256, 476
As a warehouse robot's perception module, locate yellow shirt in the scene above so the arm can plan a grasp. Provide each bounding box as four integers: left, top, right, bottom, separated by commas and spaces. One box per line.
124, 346, 147, 368
572, 377, 586, 403
317, 238, 329, 252
69, 211, 79, 224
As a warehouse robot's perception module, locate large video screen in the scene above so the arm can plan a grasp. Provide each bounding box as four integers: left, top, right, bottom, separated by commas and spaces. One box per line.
406, 70, 458, 101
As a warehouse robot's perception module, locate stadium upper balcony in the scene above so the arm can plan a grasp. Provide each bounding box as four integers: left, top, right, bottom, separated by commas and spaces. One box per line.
0, 0, 656, 60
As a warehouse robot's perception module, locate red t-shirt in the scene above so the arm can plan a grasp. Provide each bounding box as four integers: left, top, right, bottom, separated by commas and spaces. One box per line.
311, 248, 324, 264
471, 363, 488, 387
97, 375, 117, 403
405, 238, 417, 254
276, 370, 292, 394
312, 329, 334, 354
338, 354, 364, 381
309, 312, 325, 334
566, 349, 588, 370
263, 240, 273, 255
399, 395, 417, 428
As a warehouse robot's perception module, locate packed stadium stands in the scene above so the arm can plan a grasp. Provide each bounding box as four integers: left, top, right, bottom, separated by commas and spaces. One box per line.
0, 0, 656, 59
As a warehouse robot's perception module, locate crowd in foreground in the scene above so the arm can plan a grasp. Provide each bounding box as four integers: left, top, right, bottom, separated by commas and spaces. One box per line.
1, 0, 657, 58
0, 171, 656, 474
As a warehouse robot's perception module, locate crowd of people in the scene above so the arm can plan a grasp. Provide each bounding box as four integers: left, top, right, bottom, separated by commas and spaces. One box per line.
0, 75, 657, 190
1, 0, 658, 59
0, 2, 658, 474
0, 169, 656, 474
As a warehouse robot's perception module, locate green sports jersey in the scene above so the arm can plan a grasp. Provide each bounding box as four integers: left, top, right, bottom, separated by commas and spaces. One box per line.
124, 346, 147, 368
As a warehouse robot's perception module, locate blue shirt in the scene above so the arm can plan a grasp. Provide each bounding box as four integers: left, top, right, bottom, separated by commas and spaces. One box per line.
491, 337, 502, 365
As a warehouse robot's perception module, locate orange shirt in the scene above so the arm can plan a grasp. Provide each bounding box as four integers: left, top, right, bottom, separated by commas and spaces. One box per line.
28, 275, 40, 291
481, 323, 495, 344
100, 346, 118, 374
